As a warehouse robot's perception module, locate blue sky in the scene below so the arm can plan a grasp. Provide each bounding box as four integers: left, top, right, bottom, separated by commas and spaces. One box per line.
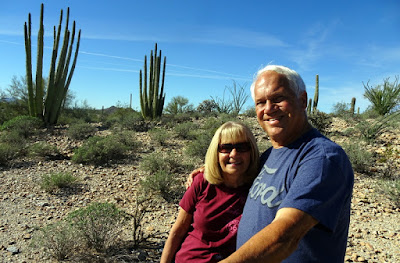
0, 0, 399, 113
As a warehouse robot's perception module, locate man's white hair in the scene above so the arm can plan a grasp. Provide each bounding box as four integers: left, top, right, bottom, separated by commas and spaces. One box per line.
250, 65, 306, 101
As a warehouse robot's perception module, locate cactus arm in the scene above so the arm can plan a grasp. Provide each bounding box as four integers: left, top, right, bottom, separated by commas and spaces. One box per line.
35, 3, 44, 118
312, 74, 319, 114
24, 17, 35, 117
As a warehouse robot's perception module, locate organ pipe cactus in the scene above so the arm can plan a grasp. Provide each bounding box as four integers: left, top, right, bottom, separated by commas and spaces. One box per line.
139, 43, 166, 119
24, 3, 81, 125
350, 97, 356, 115
312, 74, 319, 114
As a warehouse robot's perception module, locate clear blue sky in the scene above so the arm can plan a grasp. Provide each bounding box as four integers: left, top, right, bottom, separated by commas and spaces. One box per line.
0, 0, 399, 113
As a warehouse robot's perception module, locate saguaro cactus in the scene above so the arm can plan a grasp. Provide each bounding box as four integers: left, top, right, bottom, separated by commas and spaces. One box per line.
24, 3, 81, 125
139, 43, 166, 119
312, 74, 319, 114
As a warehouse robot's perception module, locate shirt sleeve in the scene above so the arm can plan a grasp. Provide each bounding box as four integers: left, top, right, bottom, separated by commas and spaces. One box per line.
280, 149, 353, 232
179, 173, 207, 214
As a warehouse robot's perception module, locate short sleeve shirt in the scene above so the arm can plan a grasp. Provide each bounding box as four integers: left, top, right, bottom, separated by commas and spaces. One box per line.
175, 173, 249, 263
237, 129, 354, 262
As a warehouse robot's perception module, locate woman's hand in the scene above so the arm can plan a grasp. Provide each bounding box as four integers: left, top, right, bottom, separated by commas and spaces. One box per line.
185, 167, 205, 189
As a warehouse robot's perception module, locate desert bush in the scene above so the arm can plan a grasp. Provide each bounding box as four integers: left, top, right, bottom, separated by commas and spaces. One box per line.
148, 127, 170, 146
0, 100, 28, 125
0, 143, 16, 165
140, 151, 195, 175
185, 132, 214, 161
67, 122, 97, 140
363, 76, 400, 116
40, 172, 79, 193
196, 99, 218, 116
355, 113, 399, 143
0, 115, 42, 138
67, 202, 128, 252
174, 121, 199, 140
31, 220, 79, 261
164, 96, 194, 115
72, 135, 129, 165
129, 192, 152, 248
28, 142, 59, 158
140, 170, 183, 202
342, 140, 373, 174
308, 111, 332, 135
377, 179, 400, 207
242, 106, 256, 117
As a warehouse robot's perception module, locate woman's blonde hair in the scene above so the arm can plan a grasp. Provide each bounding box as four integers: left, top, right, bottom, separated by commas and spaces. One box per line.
204, 121, 259, 185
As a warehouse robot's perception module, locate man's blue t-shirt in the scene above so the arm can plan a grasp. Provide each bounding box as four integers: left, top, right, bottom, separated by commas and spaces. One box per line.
237, 128, 354, 262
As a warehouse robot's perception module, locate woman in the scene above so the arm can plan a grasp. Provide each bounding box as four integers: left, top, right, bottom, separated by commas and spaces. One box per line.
161, 121, 259, 263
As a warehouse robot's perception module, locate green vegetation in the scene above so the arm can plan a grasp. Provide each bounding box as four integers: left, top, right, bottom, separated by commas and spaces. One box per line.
139, 43, 166, 120
31, 220, 79, 261
342, 140, 373, 174
67, 122, 97, 140
40, 172, 78, 193
24, 3, 81, 125
67, 202, 128, 252
363, 76, 400, 115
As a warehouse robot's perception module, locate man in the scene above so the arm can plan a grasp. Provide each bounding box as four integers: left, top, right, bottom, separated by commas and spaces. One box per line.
219, 65, 354, 262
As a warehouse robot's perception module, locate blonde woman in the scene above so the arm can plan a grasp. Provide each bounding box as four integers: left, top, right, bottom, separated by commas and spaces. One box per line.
161, 121, 259, 263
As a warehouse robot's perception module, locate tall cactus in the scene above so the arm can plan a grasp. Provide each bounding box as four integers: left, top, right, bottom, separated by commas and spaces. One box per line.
312, 74, 319, 114
139, 43, 166, 119
350, 97, 356, 115
24, 3, 81, 125
307, 98, 312, 116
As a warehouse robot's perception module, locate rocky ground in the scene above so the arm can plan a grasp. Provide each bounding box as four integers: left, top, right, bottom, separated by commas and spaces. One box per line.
0, 116, 399, 262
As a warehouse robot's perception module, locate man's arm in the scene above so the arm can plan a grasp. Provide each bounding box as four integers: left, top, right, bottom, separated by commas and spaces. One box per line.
220, 207, 318, 263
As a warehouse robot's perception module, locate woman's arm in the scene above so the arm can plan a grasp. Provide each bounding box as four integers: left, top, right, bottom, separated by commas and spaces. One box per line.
160, 208, 193, 263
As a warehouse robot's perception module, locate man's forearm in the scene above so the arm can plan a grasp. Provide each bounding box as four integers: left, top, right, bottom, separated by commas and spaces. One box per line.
221, 208, 318, 263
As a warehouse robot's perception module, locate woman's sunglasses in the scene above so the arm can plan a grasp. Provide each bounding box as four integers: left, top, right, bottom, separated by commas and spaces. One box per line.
218, 142, 251, 153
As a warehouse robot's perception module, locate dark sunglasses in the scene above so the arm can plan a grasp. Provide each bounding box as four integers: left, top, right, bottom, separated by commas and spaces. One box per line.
218, 142, 251, 153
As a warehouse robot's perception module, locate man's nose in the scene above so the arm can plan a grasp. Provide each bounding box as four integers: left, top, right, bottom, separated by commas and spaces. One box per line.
263, 100, 275, 114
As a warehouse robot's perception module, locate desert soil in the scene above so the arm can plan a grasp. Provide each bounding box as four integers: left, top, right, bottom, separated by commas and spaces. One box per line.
0, 116, 399, 262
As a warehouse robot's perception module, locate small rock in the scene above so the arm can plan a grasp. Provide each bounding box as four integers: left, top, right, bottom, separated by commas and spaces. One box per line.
7, 246, 20, 255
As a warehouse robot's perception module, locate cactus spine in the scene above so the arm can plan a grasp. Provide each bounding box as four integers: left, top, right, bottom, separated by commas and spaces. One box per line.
312, 74, 319, 114
350, 97, 356, 115
139, 43, 166, 119
24, 3, 81, 125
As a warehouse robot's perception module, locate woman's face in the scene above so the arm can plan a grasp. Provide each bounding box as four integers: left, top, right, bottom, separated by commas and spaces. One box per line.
218, 138, 251, 180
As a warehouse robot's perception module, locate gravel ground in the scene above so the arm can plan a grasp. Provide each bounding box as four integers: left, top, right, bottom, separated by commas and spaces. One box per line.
0, 117, 399, 262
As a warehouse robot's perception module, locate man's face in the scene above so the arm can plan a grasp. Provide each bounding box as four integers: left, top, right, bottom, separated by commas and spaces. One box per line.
254, 71, 307, 148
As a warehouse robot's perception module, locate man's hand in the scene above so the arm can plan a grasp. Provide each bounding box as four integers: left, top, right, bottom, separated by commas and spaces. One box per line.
185, 167, 204, 189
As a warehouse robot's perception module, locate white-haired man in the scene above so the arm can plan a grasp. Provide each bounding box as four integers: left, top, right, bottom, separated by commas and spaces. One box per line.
219, 65, 354, 262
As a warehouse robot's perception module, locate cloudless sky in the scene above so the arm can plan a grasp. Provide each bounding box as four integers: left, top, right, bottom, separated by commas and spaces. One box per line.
0, 0, 399, 113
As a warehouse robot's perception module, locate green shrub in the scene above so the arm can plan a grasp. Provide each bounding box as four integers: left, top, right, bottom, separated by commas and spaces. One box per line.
67, 202, 128, 252
67, 122, 97, 140
308, 111, 332, 135
363, 76, 400, 116
140, 170, 183, 202
148, 127, 170, 146
174, 121, 199, 140
342, 141, 373, 174
242, 106, 256, 117
31, 220, 79, 261
28, 142, 59, 158
0, 143, 16, 165
0, 115, 42, 138
377, 178, 400, 207
354, 113, 399, 143
140, 151, 194, 175
40, 172, 79, 193
185, 132, 213, 161
72, 135, 129, 165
